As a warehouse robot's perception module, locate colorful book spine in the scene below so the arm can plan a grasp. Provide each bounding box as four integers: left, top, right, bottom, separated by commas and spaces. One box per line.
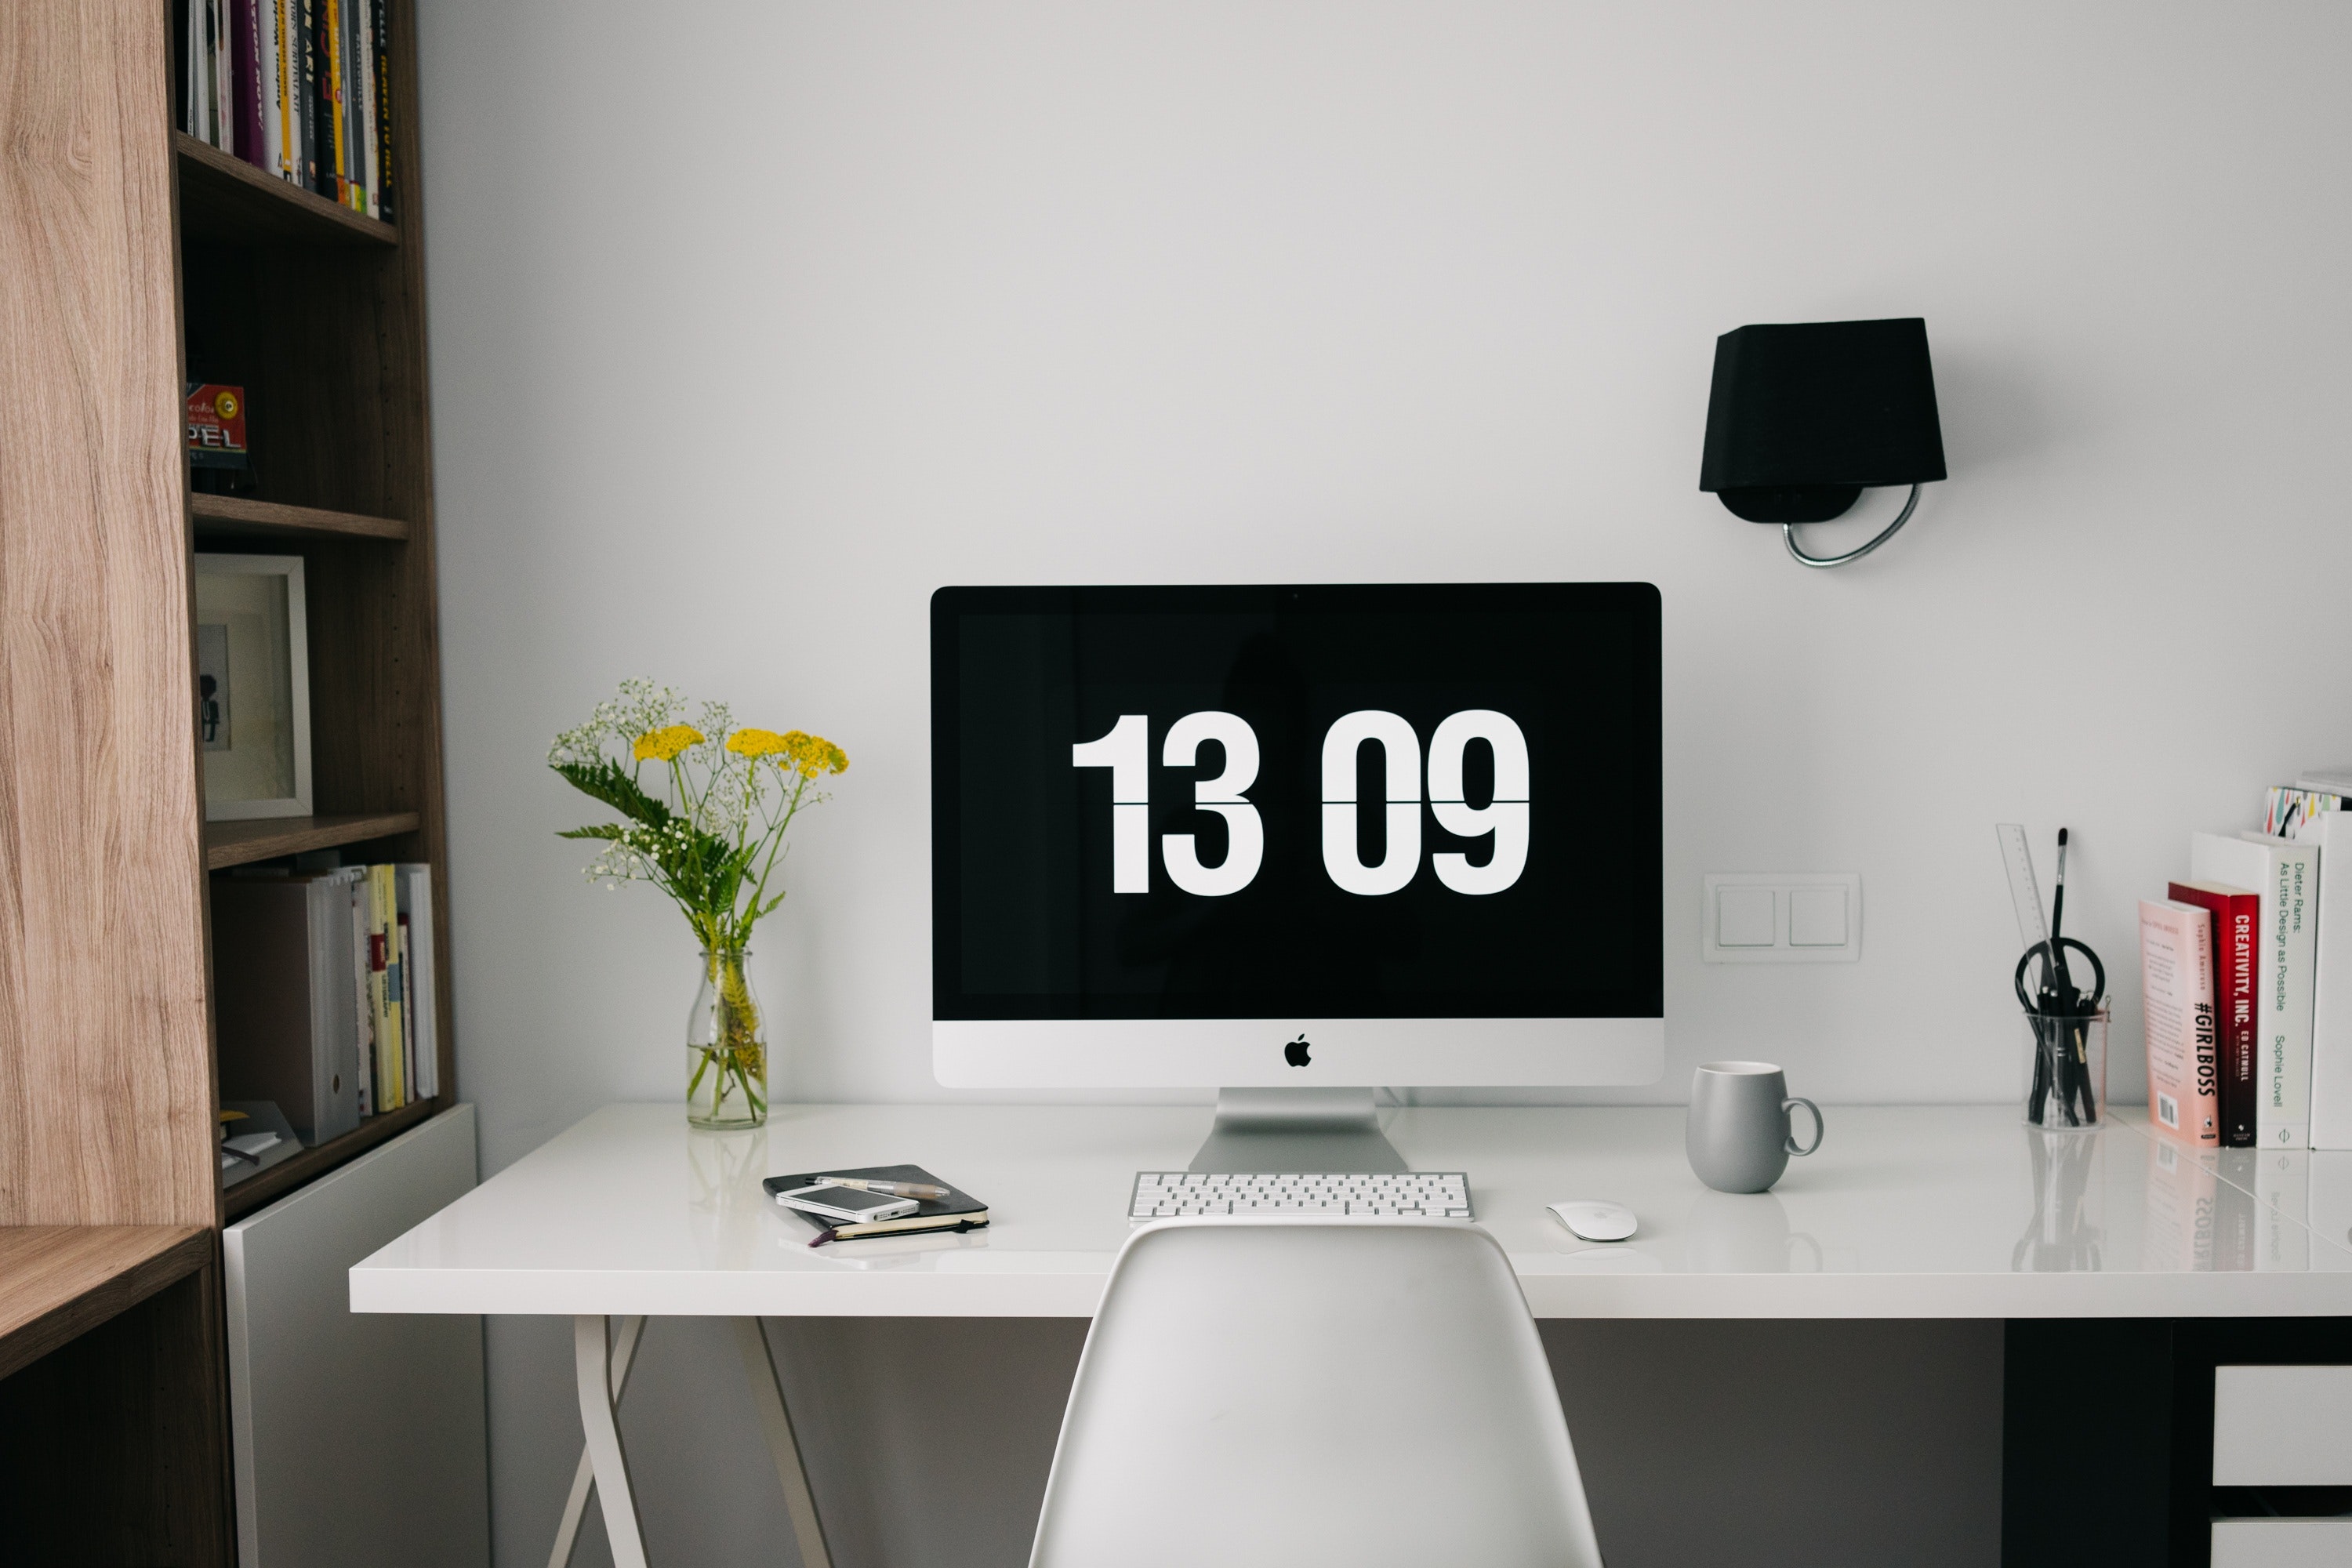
353, 0, 376, 216
2169, 880, 2260, 1146
233, 0, 262, 165
398, 915, 416, 1100
258, 0, 284, 180
374, 862, 405, 1108
372, 0, 394, 223
350, 877, 373, 1116
2190, 833, 2320, 1149
323, 0, 347, 204
296, 0, 320, 191
397, 863, 436, 1098
2141, 898, 2220, 1145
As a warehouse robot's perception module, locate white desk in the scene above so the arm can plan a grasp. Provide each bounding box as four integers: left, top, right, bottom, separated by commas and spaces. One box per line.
350, 1103, 2352, 1567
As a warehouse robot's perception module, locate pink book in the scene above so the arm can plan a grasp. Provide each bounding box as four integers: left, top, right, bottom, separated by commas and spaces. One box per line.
2141, 898, 2221, 1145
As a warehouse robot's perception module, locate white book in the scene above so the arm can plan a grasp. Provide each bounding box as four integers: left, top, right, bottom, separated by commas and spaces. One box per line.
2305, 811, 2352, 1149
214, 0, 234, 151
2191, 831, 2321, 1149
397, 862, 437, 1099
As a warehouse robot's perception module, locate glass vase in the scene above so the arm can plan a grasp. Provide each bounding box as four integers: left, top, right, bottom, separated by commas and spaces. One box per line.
687, 947, 768, 1130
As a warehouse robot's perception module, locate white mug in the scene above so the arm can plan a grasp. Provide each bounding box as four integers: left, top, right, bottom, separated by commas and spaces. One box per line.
1686, 1061, 1824, 1194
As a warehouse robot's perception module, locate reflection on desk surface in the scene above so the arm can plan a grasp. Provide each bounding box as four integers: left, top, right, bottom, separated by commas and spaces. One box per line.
350, 1102, 2352, 1319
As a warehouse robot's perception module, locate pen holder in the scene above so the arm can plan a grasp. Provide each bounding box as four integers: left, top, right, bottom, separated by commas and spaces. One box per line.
2020, 1007, 2107, 1131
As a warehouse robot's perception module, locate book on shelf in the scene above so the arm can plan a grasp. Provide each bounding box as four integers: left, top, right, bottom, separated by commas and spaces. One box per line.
399, 862, 440, 1099
2299, 811, 2352, 1149
2168, 879, 2260, 1147
2140, 898, 2220, 1146
2190, 832, 2318, 1149
2265, 785, 2348, 840
179, 0, 394, 220
218, 858, 435, 1145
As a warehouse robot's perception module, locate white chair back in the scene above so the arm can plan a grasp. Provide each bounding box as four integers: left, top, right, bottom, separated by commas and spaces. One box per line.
1029, 1218, 1606, 1568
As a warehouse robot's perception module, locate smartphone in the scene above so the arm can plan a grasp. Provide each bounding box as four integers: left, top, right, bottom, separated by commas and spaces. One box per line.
773, 1184, 920, 1225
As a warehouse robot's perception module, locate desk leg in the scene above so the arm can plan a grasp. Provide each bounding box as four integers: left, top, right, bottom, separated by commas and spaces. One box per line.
574, 1314, 651, 1568
731, 1318, 835, 1568
551, 1315, 645, 1568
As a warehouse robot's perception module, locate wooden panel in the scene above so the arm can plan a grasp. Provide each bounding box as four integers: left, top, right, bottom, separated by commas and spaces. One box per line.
0, 1225, 210, 1381
175, 131, 396, 248
223, 1099, 437, 1221
191, 492, 410, 543
205, 812, 423, 871
0, 0, 218, 1226
0, 1261, 233, 1566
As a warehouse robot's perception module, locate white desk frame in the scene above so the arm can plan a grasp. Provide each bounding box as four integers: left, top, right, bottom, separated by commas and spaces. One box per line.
356, 1102, 2352, 1568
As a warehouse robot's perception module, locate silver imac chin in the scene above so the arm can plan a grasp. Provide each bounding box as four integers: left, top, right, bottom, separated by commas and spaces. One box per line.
932, 1016, 1664, 1090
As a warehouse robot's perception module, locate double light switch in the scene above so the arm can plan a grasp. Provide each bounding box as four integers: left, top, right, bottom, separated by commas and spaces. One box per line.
1702, 873, 1861, 963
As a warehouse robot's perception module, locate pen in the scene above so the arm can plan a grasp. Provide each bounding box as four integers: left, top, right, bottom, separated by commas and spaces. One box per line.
815, 1177, 949, 1200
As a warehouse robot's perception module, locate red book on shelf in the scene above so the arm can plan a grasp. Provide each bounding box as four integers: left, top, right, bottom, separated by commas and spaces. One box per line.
2171, 880, 2261, 1147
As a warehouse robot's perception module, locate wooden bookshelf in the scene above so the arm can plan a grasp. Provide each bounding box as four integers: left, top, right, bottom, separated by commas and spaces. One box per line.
0, 2, 452, 1557
207, 811, 426, 870
191, 491, 411, 543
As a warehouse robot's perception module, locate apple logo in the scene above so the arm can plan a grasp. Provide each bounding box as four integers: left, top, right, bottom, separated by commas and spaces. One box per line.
1284, 1033, 1312, 1067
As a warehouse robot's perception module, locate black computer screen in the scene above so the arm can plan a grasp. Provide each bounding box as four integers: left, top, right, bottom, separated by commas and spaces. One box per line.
931, 584, 1661, 1022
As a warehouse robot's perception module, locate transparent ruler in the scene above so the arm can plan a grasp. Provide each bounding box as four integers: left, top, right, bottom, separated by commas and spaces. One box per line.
1994, 823, 2048, 951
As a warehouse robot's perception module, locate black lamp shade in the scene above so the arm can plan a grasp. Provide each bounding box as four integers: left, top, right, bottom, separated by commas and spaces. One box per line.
1699, 318, 1945, 524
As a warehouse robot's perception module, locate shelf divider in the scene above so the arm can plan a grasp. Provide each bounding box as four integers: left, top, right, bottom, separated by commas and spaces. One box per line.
207, 812, 423, 871
191, 494, 410, 543
0, 1228, 212, 1383
173, 132, 397, 249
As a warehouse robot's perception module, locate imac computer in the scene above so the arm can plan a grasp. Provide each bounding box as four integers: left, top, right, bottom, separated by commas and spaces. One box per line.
931, 583, 1663, 1174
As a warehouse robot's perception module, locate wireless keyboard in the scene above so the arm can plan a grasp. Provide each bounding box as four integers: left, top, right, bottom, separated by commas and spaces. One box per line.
1128, 1171, 1473, 1221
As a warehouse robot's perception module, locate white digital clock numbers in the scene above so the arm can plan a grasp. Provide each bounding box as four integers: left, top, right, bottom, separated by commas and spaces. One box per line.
1073, 709, 1529, 897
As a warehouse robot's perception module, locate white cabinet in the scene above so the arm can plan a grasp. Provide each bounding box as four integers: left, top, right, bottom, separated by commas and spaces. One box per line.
2211, 1519, 2352, 1568
2212, 1365, 2352, 1486
224, 1105, 489, 1567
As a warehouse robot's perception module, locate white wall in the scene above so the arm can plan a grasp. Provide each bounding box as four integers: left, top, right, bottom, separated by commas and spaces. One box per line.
415, 3, 2352, 1563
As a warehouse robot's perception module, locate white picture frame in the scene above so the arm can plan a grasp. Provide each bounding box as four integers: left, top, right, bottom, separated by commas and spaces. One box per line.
194, 554, 313, 821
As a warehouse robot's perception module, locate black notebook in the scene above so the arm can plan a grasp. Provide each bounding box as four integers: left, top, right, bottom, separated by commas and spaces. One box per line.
762, 1164, 989, 1242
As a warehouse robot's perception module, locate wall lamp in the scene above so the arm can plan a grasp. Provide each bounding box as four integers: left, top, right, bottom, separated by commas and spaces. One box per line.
1699, 317, 1946, 568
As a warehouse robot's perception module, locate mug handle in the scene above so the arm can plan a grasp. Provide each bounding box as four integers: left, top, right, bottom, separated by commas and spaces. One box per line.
1783, 1098, 1824, 1156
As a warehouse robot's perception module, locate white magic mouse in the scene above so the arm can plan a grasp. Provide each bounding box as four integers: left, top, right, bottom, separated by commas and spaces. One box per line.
1548, 1200, 1638, 1242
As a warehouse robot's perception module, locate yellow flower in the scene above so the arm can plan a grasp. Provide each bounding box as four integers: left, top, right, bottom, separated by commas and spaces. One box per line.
633, 724, 704, 762
776, 730, 849, 780
726, 728, 789, 758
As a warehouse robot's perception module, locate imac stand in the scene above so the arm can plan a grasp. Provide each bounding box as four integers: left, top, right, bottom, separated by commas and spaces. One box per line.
1186, 1087, 1409, 1174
